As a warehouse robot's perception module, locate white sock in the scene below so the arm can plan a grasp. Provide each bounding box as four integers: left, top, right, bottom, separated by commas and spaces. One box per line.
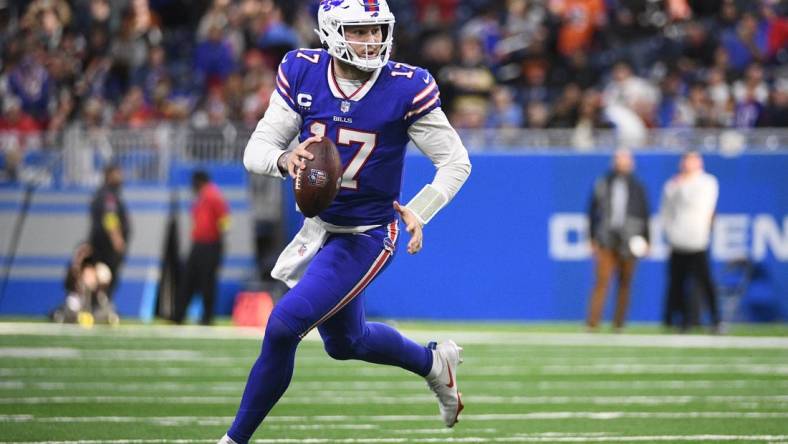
426, 347, 443, 381
218, 434, 238, 444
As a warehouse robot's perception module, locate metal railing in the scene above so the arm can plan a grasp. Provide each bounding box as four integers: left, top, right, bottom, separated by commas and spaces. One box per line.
456, 128, 788, 153
1, 125, 786, 188
58, 123, 253, 187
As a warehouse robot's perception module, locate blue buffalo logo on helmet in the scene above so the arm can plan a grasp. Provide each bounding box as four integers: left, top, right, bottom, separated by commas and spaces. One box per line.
321, 0, 346, 11
308, 169, 328, 187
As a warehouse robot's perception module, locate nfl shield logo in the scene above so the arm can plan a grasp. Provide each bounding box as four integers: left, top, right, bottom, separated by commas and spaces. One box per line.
308, 169, 328, 187
341, 100, 351, 113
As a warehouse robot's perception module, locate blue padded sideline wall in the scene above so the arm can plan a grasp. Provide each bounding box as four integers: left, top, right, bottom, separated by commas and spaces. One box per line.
2, 152, 787, 322
0, 164, 255, 318
355, 151, 788, 322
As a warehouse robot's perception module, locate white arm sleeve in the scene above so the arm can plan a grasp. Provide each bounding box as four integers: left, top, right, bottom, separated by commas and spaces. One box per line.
405, 108, 472, 223
243, 92, 303, 178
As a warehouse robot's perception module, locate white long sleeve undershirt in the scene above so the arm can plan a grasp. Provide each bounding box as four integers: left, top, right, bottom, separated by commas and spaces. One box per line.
242, 92, 301, 179
243, 90, 471, 214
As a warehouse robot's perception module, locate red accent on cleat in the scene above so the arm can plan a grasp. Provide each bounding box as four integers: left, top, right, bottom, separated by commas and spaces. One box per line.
453, 392, 464, 426
445, 358, 455, 388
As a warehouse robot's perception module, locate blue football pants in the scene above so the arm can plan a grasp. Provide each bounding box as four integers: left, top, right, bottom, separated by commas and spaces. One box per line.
227, 221, 433, 443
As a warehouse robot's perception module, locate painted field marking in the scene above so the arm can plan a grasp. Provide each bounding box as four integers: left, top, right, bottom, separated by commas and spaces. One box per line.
4, 379, 786, 394
3, 411, 788, 424
2, 322, 788, 349
8, 435, 788, 444
4, 363, 788, 378
3, 394, 788, 406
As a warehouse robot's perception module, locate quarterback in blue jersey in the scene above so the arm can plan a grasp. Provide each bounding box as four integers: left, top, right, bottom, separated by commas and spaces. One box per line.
219, 1, 471, 442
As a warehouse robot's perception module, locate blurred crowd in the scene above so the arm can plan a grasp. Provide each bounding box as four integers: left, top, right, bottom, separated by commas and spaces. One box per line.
0, 0, 786, 154
408, 0, 787, 133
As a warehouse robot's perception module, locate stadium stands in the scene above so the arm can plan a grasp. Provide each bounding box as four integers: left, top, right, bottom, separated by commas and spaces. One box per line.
0, 1, 785, 163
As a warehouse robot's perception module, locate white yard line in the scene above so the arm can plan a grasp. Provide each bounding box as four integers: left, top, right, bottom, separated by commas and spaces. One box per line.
5, 349, 788, 367
0, 348, 81, 358
532, 380, 788, 390
1, 322, 787, 349
8, 435, 788, 444
0, 396, 788, 405
487, 355, 788, 364
3, 394, 788, 406
3, 441, 218, 444
5, 362, 788, 377
506, 436, 788, 443
4, 341, 787, 365
0, 347, 221, 362
2, 412, 788, 425
11, 354, 788, 366
392, 428, 499, 435
0, 367, 249, 378
535, 363, 788, 375
3, 379, 785, 393
0, 323, 265, 340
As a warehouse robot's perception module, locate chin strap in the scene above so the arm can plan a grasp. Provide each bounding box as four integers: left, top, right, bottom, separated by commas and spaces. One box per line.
405, 184, 448, 225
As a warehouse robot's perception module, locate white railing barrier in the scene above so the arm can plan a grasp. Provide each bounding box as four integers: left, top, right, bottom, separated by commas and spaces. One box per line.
1, 125, 786, 187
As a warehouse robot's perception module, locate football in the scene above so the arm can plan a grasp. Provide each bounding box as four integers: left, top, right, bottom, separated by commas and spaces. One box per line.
293, 137, 343, 218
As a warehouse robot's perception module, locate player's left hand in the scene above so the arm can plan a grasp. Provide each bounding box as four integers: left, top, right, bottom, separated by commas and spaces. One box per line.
393, 201, 423, 254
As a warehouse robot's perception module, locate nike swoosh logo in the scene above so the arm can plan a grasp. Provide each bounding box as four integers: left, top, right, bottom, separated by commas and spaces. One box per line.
423, 75, 430, 84
445, 358, 454, 388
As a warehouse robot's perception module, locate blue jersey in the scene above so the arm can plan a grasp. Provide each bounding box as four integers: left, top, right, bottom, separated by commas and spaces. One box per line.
275, 49, 441, 227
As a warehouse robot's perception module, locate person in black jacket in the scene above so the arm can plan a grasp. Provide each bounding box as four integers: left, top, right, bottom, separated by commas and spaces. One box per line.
586, 149, 650, 331
88, 164, 130, 300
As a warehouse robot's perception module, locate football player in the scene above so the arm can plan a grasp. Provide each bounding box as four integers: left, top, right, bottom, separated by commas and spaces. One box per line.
219, 0, 471, 442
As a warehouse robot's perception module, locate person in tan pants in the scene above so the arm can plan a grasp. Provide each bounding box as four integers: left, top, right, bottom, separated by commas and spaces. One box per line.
586, 150, 650, 332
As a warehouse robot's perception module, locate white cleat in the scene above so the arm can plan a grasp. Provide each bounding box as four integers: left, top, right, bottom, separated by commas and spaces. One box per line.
425, 340, 464, 427
217, 434, 238, 444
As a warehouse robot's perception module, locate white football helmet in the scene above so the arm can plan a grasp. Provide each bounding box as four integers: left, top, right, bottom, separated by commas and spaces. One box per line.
316, 0, 395, 72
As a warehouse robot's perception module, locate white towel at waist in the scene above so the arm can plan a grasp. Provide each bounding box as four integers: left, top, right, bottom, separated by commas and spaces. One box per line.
271, 217, 381, 288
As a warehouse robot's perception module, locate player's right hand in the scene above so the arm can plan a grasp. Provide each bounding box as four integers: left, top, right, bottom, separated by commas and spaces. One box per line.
285, 135, 321, 178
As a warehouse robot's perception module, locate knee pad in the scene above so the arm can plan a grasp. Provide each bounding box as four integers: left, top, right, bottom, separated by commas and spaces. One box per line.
264, 309, 302, 346
323, 336, 356, 361
268, 294, 316, 337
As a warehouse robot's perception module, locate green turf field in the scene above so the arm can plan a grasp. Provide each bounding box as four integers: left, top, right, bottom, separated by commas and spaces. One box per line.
1, 321, 787, 443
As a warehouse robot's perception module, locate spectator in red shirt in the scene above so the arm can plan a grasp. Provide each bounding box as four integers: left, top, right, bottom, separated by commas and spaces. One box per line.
0, 96, 42, 134
0, 96, 43, 181
173, 170, 230, 325
763, 4, 788, 62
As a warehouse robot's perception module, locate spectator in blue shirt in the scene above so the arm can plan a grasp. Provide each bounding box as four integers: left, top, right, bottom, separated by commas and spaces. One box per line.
7, 50, 52, 124
722, 12, 768, 73
486, 86, 524, 128
194, 25, 236, 90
